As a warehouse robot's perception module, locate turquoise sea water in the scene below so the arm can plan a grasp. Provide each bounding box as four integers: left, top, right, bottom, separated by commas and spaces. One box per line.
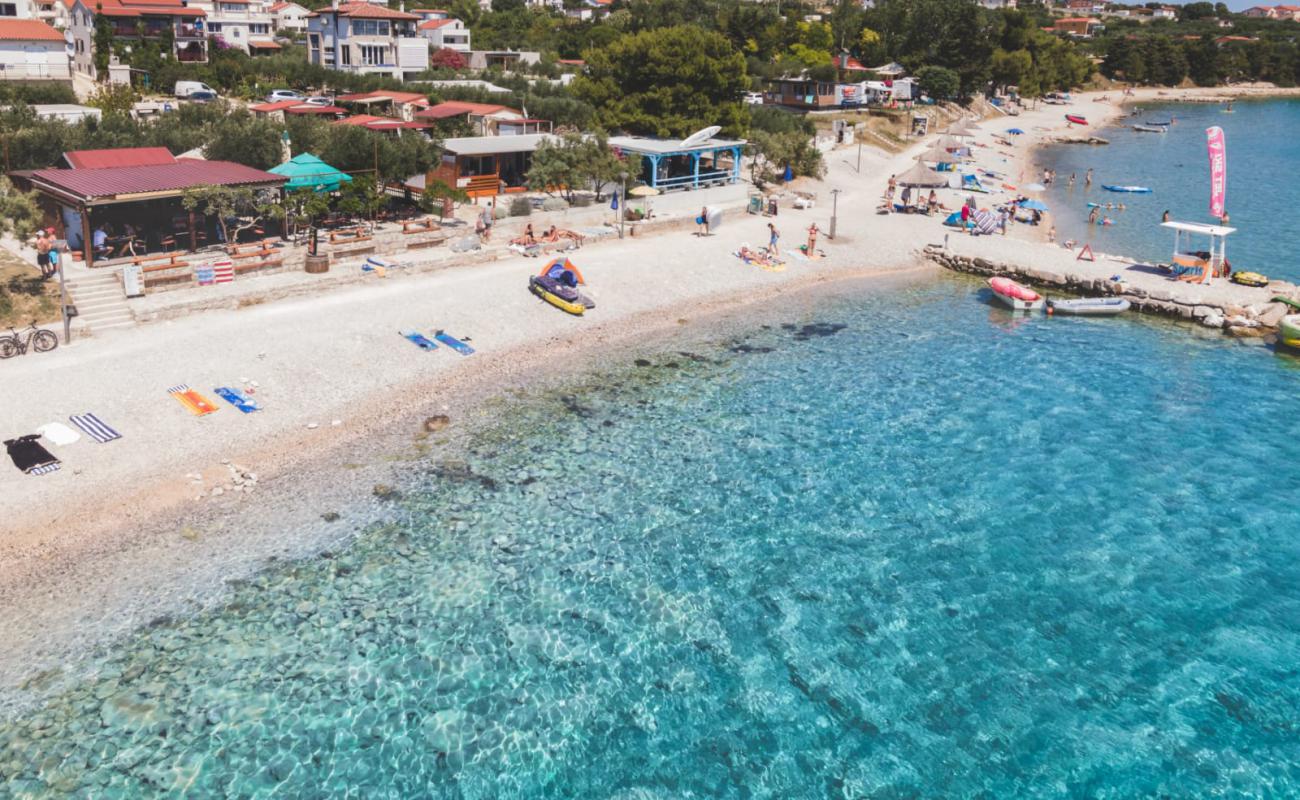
3, 278, 1300, 796
1038, 98, 1300, 282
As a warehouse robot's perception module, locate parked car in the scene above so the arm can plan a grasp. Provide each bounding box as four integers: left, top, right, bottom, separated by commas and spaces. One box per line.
744, 91, 764, 105
265, 89, 305, 103
302, 96, 334, 107
187, 91, 218, 103
175, 80, 217, 99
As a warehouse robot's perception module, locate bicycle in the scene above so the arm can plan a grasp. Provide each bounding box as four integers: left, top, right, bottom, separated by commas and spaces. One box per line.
0, 322, 59, 359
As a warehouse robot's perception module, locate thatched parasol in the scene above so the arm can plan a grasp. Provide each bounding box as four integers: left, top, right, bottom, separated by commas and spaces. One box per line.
896, 157, 948, 188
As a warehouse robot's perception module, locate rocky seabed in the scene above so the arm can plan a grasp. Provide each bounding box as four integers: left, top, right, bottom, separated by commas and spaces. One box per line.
923, 245, 1300, 341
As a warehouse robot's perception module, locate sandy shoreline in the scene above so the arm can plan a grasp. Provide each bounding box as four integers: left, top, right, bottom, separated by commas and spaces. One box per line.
1, 83, 1288, 716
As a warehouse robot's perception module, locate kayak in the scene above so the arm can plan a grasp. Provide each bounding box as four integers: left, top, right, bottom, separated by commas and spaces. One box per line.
988, 277, 1044, 311
1132, 124, 1166, 133
529, 275, 586, 316
1279, 315, 1300, 350
1230, 271, 1269, 287
1065, 114, 1088, 125
1145, 120, 1172, 126
1102, 185, 1152, 193
1048, 297, 1130, 316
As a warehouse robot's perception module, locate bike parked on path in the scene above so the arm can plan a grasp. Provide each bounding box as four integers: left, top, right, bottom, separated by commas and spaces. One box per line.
0, 322, 58, 358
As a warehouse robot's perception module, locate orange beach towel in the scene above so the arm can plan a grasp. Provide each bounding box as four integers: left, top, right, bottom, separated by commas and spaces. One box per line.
168, 384, 218, 416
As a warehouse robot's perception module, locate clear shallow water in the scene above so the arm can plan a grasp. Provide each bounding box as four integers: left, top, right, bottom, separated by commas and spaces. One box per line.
4, 279, 1300, 797
1038, 98, 1300, 281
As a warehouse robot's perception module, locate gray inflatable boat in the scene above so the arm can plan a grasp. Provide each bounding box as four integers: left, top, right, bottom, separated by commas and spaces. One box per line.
1048, 297, 1130, 316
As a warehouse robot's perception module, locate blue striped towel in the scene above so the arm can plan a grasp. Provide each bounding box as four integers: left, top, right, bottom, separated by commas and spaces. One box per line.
214, 387, 260, 414
69, 413, 122, 443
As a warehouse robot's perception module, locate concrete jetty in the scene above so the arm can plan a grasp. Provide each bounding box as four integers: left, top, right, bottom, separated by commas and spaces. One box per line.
922, 234, 1300, 339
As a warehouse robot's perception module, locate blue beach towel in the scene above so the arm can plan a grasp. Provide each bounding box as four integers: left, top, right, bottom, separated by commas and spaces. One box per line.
402, 331, 438, 351
214, 387, 261, 413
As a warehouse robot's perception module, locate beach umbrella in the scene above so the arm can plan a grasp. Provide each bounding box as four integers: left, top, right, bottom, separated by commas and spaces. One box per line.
921, 144, 958, 164
1023, 182, 1047, 192
972, 208, 1000, 235
1007, 128, 1025, 135
896, 157, 947, 189
946, 118, 975, 136
629, 184, 659, 215
1020, 199, 1049, 212
269, 153, 352, 193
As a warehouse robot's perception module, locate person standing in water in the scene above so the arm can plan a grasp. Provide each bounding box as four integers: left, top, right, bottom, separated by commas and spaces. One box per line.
1085, 169, 1093, 188
1162, 210, 1170, 223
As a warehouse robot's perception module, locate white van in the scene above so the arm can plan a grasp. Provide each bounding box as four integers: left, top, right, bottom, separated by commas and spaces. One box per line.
174, 81, 217, 99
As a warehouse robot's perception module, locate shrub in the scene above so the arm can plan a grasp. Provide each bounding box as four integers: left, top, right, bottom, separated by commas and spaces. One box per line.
509, 196, 532, 217
541, 197, 569, 212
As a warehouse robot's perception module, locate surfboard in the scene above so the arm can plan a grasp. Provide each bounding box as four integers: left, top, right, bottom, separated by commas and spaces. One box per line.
680, 125, 722, 148
434, 330, 475, 355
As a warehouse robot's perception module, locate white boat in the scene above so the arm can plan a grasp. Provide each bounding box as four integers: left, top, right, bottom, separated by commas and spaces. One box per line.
1048, 297, 1131, 316
988, 277, 1044, 311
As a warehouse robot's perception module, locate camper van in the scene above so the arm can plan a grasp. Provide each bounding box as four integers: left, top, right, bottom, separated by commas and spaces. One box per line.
175, 81, 218, 99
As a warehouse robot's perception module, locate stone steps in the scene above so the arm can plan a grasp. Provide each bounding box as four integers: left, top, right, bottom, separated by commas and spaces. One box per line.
67, 271, 134, 336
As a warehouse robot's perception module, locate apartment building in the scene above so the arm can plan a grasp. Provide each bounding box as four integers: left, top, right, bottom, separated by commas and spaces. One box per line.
417, 17, 468, 52
306, 2, 429, 81
268, 1, 310, 31
186, 0, 277, 54
0, 19, 71, 82
67, 0, 207, 79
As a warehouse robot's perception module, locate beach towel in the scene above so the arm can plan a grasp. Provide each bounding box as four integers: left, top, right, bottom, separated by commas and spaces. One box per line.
169, 384, 219, 416
214, 387, 261, 414
36, 422, 80, 446
5, 435, 60, 475
402, 331, 438, 351
69, 413, 122, 443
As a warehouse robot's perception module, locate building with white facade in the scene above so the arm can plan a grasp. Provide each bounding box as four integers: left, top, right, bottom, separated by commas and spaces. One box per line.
0, 18, 71, 82
0, 0, 36, 20
417, 17, 468, 53
186, 0, 278, 54
306, 2, 429, 81
268, 1, 310, 32
67, 0, 208, 80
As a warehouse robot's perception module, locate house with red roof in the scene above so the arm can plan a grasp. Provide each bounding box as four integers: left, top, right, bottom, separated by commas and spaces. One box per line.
0, 19, 71, 82
414, 100, 538, 135
1242, 4, 1300, 18
417, 16, 469, 53
67, 0, 208, 79
306, 2, 430, 80
268, 1, 309, 32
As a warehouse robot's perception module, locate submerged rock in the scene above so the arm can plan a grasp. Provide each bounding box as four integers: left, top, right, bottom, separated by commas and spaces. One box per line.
424, 415, 451, 433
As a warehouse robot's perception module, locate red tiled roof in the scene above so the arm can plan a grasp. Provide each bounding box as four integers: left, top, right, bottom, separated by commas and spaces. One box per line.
336, 90, 428, 104
418, 18, 455, 29
416, 101, 514, 119
333, 115, 429, 130
557, 58, 584, 65
287, 104, 347, 114
249, 100, 302, 112
249, 39, 282, 49
0, 19, 66, 41
308, 2, 419, 20
31, 160, 286, 202
63, 147, 175, 169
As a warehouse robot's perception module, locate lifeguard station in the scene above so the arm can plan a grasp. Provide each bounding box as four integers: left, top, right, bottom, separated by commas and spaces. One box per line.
1161, 220, 1235, 284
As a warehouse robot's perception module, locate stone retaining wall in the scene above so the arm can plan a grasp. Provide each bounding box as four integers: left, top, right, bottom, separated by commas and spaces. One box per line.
923, 245, 1298, 340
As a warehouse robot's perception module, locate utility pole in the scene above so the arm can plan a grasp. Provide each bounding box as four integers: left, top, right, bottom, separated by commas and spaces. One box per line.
856, 123, 863, 173
829, 188, 840, 240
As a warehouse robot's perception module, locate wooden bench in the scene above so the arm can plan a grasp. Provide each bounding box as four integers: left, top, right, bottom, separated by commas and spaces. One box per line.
132, 252, 189, 268
401, 217, 440, 235
328, 228, 372, 245
227, 248, 284, 275
140, 258, 193, 289
226, 238, 281, 258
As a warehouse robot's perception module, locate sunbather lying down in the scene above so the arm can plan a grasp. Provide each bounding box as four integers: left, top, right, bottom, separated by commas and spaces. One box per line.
511, 226, 585, 246
735, 245, 785, 269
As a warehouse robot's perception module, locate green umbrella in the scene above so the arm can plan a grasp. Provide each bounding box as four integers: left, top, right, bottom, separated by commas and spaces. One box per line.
269, 153, 353, 193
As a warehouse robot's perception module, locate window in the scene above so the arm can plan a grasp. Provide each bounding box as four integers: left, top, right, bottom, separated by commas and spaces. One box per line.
340, 44, 350, 65
208, 22, 222, 32
351, 19, 388, 36
250, 23, 268, 34
0, 3, 17, 15
359, 44, 386, 65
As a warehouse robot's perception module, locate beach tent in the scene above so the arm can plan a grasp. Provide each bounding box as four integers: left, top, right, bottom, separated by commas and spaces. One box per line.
897, 157, 947, 188
269, 153, 352, 192
943, 211, 971, 229
961, 173, 989, 193
1020, 199, 1049, 212
541, 256, 586, 285
972, 209, 1000, 235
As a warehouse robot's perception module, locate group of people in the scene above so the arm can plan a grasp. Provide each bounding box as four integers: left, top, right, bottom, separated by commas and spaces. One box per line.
884, 175, 942, 215
32, 228, 60, 279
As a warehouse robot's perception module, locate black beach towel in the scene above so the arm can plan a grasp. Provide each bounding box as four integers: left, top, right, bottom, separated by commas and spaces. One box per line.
5, 435, 60, 475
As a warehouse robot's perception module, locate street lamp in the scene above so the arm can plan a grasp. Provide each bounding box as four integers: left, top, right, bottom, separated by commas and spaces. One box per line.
829, 188, 841, 240
618, 171, 628, 240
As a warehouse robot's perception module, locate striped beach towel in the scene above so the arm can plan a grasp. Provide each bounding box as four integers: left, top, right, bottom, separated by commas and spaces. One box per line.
169, 384, 219, 416
29, 463, 60, 476
69, 413, 122, 443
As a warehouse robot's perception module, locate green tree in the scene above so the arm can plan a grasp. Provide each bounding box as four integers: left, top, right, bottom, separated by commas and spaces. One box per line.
915, 65, 961, 101
0, 177, 41, 240
571, 25, 749, 138
526, 131, 623, 202
264, 187, 331, 240
1179, 2, 1216, 20
181, 186, 274, 244
747, 130, 824, 188
203, 113, 284, 169
86, 83, 137, 116
93, 15, 114, 78
334, 177, 385, 221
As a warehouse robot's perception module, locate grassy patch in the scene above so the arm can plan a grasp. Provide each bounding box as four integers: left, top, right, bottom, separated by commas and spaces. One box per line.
0, 250, 59, 329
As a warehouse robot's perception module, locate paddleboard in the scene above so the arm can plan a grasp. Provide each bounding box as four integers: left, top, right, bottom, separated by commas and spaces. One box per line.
680, 125, 722, 148
401, 330, 438, 350
434, 330, 475, 355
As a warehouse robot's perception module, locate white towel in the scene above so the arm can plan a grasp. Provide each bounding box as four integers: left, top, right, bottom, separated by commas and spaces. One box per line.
36, 422, 80, 446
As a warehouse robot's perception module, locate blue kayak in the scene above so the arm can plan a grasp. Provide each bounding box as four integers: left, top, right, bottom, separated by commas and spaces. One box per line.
1102, 185, 1152, 193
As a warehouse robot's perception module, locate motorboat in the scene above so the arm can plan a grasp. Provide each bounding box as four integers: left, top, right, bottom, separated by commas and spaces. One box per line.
1047, 297, 1131, 316
988, 277, 1044, 311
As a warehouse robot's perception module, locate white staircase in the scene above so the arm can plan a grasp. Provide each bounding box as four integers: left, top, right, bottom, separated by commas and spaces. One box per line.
67, 270, 135, 335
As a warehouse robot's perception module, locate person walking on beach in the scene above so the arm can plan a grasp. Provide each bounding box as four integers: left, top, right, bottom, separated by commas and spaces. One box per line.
767, 223, 779, 254
477, 202, 494, 242
901, 185, 912, 211
697, 207, 710, 236
806, 223, 819, 256
927, 189, 938, 215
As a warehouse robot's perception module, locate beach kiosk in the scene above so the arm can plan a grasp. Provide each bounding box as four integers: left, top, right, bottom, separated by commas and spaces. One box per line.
607, 130, 747, 192
1161, 220, 1235, 284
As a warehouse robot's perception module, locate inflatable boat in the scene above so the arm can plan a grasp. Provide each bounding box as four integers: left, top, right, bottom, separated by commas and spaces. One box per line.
988, 277, 1044, 311
1065, 114, 1088, 125
529, 275, 593, 316
1047, 297, 1130, 316
1280, 315, 1300, 351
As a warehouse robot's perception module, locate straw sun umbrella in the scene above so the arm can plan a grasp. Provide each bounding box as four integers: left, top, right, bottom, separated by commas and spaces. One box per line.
628, 184, 659, 218
897, 156, 948, 189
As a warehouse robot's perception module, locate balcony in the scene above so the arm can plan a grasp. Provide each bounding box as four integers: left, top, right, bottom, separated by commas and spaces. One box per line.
176, 24, 204, 38
176, 43, 208, 63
